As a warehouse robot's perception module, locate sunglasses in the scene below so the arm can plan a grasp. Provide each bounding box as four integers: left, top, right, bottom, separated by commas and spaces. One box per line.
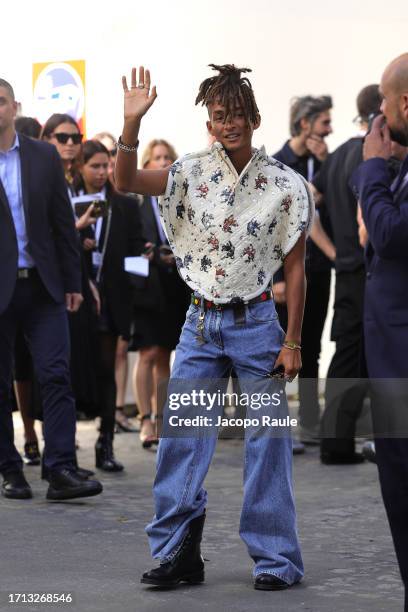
52, 132, 83, 145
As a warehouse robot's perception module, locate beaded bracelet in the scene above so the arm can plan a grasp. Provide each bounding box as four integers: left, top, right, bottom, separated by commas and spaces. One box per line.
117, 136, 139, 153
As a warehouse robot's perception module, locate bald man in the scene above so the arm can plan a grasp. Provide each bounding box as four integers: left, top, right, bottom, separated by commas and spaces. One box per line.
351, 53, 408, 610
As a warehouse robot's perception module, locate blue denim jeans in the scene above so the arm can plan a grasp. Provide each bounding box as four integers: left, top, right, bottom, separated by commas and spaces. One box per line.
145, 298, 304, 584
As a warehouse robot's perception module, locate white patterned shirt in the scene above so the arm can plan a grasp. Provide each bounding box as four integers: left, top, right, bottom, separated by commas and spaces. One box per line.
158, 141, 314, 303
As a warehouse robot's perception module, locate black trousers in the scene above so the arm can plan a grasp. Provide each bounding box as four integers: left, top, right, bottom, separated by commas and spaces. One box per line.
276, 268, 331, 428
375, 435, 408, 609
0, 273, 76, 474
320, 267, 369, 455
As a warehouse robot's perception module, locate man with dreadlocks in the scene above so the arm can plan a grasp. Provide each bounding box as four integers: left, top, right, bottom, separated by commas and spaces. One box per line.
116, 64, 313, 591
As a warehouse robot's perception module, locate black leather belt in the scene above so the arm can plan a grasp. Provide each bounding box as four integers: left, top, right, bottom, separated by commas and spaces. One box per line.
17, 268, 36, 280
191, 291, 271, 312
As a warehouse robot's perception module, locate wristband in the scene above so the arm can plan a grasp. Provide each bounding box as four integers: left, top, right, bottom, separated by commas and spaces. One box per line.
282, 341, 301, 351
117, 136, 139, 153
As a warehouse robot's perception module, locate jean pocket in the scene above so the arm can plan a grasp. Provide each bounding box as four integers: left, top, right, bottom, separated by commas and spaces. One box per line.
247, 300, 278, 323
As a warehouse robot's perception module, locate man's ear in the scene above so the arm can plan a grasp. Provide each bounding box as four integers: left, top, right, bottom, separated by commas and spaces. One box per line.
253, 114, 261, 131
206, 119, 213, 135
300, 117, 310, 133
401, 92, 408, 119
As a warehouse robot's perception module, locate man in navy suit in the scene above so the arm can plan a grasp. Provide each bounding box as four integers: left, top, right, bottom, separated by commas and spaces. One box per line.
0, 78, 102, 501
351, 54, 408, 609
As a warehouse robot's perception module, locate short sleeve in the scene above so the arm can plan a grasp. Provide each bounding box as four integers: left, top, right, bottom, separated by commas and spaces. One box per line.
158, 159, 185, 244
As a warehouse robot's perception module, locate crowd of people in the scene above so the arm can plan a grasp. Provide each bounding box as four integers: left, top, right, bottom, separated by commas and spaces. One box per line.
7, 112, 192, 472
1, 51, 408, 604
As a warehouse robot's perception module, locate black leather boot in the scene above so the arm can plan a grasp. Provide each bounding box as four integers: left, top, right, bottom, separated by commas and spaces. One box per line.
141, 513, 205, 587
95, 433, 124, 472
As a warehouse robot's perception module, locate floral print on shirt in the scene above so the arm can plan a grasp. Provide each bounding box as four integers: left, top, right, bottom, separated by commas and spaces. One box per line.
159, 141, 314, 303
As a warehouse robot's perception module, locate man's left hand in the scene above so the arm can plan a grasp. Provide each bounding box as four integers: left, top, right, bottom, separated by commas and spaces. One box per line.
274, 347, 302, 381
363, 114, 392, 161
65, 293, 83, 312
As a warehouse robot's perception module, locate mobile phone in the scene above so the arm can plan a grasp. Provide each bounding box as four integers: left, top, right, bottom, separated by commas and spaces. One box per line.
269, 364, 285, 379
366, 111, 384, 135
74, 199, 108, 219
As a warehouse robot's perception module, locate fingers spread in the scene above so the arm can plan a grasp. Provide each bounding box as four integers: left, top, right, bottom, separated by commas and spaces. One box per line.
139, 65, 145, 86
145, 69, 151, 91
149, 85, 157, 101
131, 67, 137, 89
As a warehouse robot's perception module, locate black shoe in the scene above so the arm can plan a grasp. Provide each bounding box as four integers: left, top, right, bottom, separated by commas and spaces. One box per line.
46, 469, 103, 501
292, 440, 305, 455
254, 573, 290, 591
1, 471, 33, 500
321, 451, 365, 465
141, 513, 205, 587
95, 433, 124, 472
42, 460, 93, 481
362, 440, 376, 463
76, 466, 95, 479
22, 441, 41, 466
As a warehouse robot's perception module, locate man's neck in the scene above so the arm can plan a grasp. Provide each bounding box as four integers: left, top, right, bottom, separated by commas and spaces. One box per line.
0, 126, 17, 153
226, 144, 253, 174
288, 135, 308, 157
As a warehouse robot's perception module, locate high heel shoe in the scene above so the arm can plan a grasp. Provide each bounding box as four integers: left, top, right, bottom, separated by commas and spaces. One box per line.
115, 408, 139, 433
95, 433, 124, 472
139, 414, 159, 449
22, 441, 41, 466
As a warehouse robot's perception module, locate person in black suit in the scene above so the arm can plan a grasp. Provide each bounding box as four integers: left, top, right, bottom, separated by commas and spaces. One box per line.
350, 54, 408, 610
0, 78, 102, 501
77, 139, 146, 468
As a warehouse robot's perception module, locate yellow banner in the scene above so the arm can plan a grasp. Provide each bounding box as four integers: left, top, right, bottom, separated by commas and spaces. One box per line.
32, 60, 86, 135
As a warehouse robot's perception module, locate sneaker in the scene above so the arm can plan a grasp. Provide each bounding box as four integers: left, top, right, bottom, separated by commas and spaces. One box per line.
22, 441, 41, 466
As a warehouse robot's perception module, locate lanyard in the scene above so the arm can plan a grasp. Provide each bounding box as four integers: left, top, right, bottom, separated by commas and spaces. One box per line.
95, 206, 112, 284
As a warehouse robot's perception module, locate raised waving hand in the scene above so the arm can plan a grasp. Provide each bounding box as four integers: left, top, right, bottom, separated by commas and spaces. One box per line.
122, 66, 157, 123
116, 66, 169, 196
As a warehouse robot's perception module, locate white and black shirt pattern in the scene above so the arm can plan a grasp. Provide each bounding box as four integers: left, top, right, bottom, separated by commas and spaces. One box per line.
158, 141, 314, 303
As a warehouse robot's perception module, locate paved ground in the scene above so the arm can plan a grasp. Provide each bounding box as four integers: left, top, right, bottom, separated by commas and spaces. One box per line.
0, 416, 404, 612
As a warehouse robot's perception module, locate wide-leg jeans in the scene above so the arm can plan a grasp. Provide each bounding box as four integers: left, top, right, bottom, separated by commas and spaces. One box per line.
146, 298, 304, 584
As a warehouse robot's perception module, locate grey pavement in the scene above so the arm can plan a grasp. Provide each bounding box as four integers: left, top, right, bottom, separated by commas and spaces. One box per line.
0, 417, 404, 612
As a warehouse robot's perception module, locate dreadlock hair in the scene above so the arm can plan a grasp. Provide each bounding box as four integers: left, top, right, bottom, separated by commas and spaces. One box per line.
195, 64, 260, 126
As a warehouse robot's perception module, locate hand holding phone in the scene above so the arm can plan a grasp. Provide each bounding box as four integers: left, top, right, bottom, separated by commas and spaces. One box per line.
363, 114, 391, 161
269, 364, 285, 379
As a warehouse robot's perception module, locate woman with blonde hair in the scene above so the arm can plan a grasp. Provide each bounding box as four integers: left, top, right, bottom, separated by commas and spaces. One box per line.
130, 139, 190, 448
